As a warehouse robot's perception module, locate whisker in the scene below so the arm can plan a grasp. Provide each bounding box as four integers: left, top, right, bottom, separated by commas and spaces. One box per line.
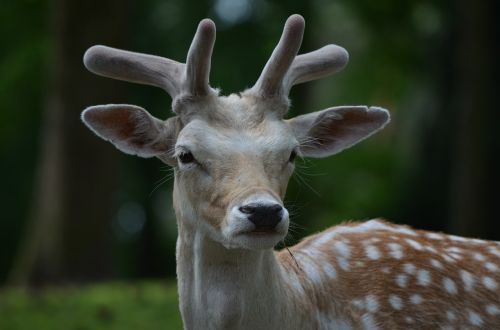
293, 170, 322, 197
282, 242, 301, 271
149, 169, 175, 197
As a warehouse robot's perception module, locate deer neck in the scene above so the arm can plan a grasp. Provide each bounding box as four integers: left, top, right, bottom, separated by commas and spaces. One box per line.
173, 196, 292, 329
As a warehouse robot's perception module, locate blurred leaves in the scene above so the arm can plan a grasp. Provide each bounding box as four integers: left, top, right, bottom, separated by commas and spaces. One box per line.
0, 281, 182, 330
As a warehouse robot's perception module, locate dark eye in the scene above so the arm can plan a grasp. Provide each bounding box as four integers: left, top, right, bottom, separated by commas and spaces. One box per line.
178, 151, 195, 164
289, 150, 297, 163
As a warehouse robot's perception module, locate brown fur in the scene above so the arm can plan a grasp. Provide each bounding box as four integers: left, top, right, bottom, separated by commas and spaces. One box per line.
277, 220, 500, 329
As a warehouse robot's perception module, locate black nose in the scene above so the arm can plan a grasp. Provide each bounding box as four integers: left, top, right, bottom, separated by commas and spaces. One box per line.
239, 203, 283, 230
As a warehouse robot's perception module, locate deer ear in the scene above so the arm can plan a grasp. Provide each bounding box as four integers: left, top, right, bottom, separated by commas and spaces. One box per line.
286, 106, 390, 158
82, 104, 180, 165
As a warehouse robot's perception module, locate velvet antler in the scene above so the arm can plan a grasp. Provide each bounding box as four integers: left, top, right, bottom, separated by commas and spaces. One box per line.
250, 14, 349, 100
83, 19, 216, 103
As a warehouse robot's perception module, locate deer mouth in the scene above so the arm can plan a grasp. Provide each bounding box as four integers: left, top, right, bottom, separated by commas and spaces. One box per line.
239, 227, 285, 237
247, 229, 279, 235
227, 222, 288, 250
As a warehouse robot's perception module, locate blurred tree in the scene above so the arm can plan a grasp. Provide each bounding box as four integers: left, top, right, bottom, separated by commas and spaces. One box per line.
447, 0, 498, 238
0, 0, 48, 284
9, 0, 131, 285
398, 0, 499, 239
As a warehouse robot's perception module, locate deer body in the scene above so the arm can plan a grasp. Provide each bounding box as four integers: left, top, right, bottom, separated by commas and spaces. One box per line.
177, 214, 500, 329
285, 220, 500, 329
81, 15, 500, 329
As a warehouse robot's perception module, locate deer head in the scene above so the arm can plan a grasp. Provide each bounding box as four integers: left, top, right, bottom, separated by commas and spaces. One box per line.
81, 15, 390, 250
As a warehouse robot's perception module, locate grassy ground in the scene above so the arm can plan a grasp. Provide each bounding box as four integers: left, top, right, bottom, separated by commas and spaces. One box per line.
0, 281, 183, 330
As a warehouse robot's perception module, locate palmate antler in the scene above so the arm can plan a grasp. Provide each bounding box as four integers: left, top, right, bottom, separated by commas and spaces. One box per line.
83, 14, 349, 113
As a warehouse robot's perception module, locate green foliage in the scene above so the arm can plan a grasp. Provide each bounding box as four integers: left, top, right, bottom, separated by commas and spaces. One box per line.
0, 281, 182, 330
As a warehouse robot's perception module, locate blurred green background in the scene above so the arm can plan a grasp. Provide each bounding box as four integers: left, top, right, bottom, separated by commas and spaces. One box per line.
1, 0, 498, 328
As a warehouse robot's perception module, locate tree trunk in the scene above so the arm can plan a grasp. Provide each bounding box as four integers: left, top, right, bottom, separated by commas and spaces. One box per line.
448, 0, 498, 238
10, 0, 130, 285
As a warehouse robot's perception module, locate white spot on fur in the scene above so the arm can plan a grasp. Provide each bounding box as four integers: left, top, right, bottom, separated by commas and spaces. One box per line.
449, 235, 468, 242
488, 247, 500, 258
482, 276, 498, 290
446, 246, 462, 253
388, 243, 404, 259
460, 270, 475, 292
389, 295, 403, 310
396, 274, 408, 288
392, 226, 418, 237
446, 310, 456, 321
312, 231, 336, 248
405, 316, 414, 324
322, 263, 337, 280
430, 259, 443, 269
337, 257, 350, 271
474, 253, 486, 261
329, 220, 393, 238
426, 232, 445, 240
352, 298, 365, 309
424, 245, 438, 254
334, 241, 351, 258
403, 263, 416, 274
382, 267, 391, 274
317, 313, 353, 330
330, 319, 353, 330
467, 310, 483, 326
336, 219, 417, 238
301, 258, 322, 284
361, 313, 378, 330
410, 294, 423, 305
406, 239, 423, 251
302, 248, 323, 259
486, 304, 500, 316
442, 254, 455, 263
286, 272, 304, 296
417, 269, 431, 286
443, 277, 458, 294
365, 245, 381, 260
365, 295, 379, 313
485, 262, 499, 272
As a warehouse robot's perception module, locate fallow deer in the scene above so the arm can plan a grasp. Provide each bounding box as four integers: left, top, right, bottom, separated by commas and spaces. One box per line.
82, 14, 500, 329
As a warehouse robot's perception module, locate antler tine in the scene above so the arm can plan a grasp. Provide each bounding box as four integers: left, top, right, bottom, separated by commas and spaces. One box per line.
282, 45, 349, 95
251, 14, 305, 98
83, 45, 185, 98
184, 19, 217, 97
83, 19, 217, 101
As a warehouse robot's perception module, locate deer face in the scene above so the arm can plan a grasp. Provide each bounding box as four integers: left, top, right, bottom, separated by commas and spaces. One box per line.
170, 95, 298, 249
81, 15, 390, 250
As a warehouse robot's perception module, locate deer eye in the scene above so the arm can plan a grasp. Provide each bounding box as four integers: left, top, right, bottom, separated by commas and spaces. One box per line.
178, 151, 195, 164
289, 150, 297, 163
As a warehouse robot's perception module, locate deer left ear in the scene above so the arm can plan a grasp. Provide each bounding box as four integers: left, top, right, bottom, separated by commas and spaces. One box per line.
82, 104, 181, 165
286, 106, 390, 158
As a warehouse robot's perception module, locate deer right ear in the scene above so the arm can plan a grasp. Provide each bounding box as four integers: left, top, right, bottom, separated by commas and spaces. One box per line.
81, 104, 180, 165
286, 106, 390, 158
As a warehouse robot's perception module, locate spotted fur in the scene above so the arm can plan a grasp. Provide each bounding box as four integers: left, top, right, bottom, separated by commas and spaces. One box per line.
279, 219, 500, 329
